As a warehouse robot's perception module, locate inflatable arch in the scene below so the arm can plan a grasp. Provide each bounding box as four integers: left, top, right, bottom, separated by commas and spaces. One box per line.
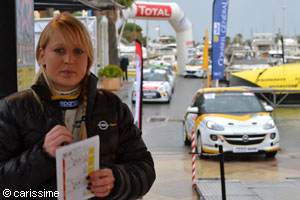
121, 1, 194, 75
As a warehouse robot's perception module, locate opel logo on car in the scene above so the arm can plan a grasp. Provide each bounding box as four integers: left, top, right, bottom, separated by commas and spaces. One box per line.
242, 135, 249, 143
98, 121, 109, 130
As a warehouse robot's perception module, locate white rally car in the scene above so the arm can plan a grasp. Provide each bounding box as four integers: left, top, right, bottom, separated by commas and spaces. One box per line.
183, 59, 211, 78
183, 88, 280, 158
132, 68, 172, 103
149, 65, 176, 93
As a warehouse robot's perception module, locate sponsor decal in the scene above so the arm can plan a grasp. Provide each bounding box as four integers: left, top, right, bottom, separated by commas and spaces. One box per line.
58, 99, 78, 109
213, 22, 221, 36
136, 4, 172, 18
143, 86, 158, 90
204, 93, 216, 99
98, 121, 109, 130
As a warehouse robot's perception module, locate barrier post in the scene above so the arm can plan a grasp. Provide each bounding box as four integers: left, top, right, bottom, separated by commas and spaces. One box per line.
219, 145, 226, 200
191, 131, 196, 188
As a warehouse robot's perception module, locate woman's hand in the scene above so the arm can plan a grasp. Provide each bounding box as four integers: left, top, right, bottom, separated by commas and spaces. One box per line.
43, 125, 73, 157
87, 168, 115, 197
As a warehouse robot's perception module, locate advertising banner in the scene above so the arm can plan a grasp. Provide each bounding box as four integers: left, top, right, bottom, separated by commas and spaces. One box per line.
134, 40, 143, 129
136, 3, 172, 18
212, 0, 229, 80
16, 0, 35, 91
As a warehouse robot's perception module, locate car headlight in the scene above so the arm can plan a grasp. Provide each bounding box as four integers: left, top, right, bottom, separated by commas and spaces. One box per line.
263, 119, 275, 130
162, 83, 169, 91
158, 87, 164, 92
206, 120, 224, 131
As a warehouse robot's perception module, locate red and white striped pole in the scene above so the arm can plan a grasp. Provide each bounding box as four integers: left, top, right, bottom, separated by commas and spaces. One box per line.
191, 131, 196, 188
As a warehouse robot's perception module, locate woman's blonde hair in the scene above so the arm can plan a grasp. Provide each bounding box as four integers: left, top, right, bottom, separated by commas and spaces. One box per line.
36, 12, 94, 70
35, 12, 94, 140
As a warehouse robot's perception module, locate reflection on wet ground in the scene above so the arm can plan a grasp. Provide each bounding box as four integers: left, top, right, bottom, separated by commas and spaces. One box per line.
143, 107, 300, 199
197, 107, 300, 181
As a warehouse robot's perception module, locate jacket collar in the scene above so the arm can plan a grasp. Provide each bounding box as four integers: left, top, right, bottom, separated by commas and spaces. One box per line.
31, 73, 99, 102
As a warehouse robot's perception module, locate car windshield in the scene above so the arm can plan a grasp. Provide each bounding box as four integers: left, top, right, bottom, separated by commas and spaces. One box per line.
203, 92, 264, 113
143, 72, 168, 82
188, 60, 203, 66
149, 66, 173, 75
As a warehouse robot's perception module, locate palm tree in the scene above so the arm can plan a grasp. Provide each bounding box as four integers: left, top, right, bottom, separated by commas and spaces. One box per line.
106, 0, 135, 65
232, 33, 243, 44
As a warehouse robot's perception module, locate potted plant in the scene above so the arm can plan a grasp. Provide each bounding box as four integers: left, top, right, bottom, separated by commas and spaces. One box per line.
98, 64, 123, 90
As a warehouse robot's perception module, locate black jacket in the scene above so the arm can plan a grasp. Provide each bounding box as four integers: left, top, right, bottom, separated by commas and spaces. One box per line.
0, 74, 155, 199
120, 58, 129, 71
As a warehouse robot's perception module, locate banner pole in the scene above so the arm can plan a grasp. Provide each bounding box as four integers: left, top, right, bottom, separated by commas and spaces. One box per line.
207, 72, 210, 88
203, 29, 209, 88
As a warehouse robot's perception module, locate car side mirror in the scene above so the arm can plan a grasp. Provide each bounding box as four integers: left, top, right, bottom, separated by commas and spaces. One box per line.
264, 105, 274, 112
187, 106, 199, 114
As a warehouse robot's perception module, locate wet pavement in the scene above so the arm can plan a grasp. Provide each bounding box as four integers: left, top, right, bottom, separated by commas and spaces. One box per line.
98, 77, 300, 200
196, 179, 300, 200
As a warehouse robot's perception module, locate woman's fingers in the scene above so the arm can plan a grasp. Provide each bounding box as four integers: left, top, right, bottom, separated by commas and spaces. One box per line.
90, 168, 113, 179
43, 125, 73, 157
46, 125, 72, 140
47, 135, 72, 148
87, 169, 115, 197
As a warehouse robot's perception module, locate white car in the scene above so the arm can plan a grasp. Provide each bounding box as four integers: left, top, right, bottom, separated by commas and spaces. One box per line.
183, 59, 211, 78
149, 65, 176, 93
149, 55, 177, 67
183, 87, 280, 158
132, 69, 172, 103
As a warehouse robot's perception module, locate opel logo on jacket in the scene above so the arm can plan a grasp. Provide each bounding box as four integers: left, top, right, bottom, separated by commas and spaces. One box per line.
98, 121, 109, 130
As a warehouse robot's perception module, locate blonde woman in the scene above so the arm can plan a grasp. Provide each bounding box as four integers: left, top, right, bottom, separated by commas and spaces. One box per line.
0, 12, 155, 199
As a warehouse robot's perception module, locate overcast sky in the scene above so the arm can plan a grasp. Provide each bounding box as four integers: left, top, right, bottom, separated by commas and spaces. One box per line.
127, 0, 300, 43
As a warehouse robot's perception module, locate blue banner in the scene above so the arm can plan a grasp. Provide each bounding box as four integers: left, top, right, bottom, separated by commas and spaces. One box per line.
212, 0, 229, 80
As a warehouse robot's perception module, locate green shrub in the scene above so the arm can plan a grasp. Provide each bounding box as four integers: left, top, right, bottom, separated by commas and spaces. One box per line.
98, 64, 122, 78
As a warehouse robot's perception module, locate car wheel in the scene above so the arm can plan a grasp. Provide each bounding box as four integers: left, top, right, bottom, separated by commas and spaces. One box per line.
182, 122, 190, 145
197, 132, 207, 159
265, 151, 277, 158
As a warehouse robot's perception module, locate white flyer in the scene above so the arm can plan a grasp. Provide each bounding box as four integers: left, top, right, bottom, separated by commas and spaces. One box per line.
56, 135, 100, 200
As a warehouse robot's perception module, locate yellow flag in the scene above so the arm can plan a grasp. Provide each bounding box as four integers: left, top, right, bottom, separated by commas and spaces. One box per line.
203, 29, 209, 70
